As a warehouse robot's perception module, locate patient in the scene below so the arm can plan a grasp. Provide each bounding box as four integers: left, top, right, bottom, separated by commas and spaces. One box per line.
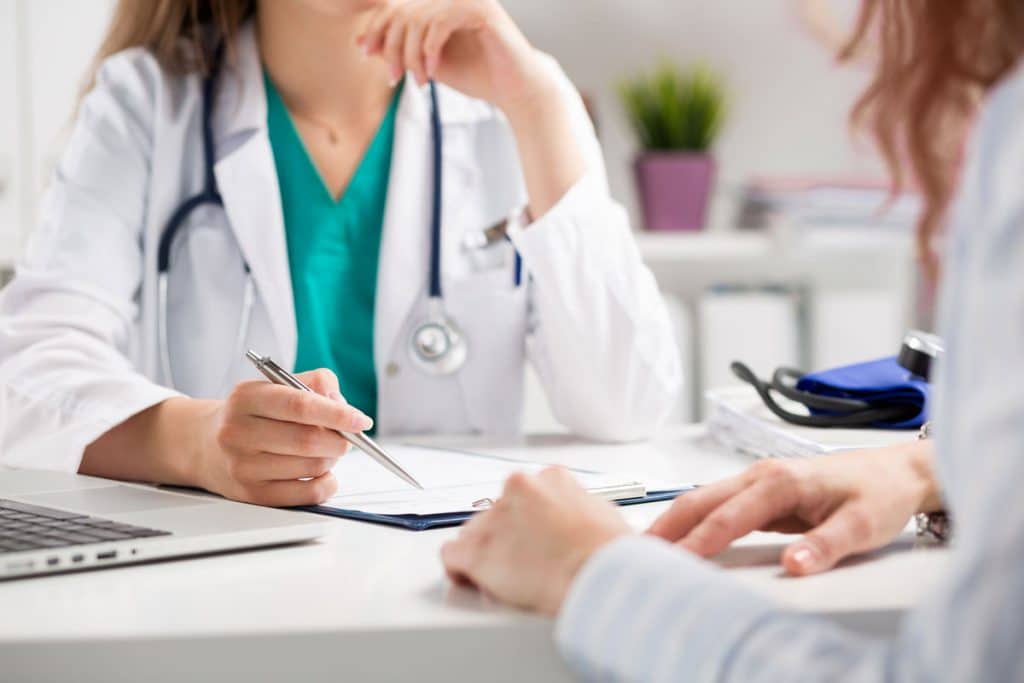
442, 1, 1024, 680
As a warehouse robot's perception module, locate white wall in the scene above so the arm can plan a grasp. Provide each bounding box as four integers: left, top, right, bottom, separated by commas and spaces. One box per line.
1, 0, 880, 254
27, 0, 116, 192
0, 0, 115, 265
0, 0, 25, 265
505, 0, 878, 225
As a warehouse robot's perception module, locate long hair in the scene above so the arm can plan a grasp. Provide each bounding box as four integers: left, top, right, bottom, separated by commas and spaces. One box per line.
842, 1, 1024, 281
81, 0, 255, 95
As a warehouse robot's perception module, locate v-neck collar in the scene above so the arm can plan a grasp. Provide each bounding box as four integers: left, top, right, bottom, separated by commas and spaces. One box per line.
263, 71, 403, 205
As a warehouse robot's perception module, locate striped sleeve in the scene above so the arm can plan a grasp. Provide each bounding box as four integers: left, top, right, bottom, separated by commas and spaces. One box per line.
555, 57, 1024, 683
555, 535, 890, 682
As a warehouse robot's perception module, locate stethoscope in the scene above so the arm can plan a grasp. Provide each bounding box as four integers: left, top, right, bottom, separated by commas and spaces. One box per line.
731, 330, 942, 428
408, 82, 468, 376
157, 49, 500, 389
156, 45, 254, 391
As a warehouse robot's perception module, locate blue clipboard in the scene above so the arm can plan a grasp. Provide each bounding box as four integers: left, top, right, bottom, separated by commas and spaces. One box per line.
296, 487, 693, 531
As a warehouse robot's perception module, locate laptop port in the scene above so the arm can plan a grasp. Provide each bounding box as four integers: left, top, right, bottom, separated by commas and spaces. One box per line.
46, 557, 59, 567
71, 554, 84, 563
5, 560, 34, 572
96, 550, 117, 561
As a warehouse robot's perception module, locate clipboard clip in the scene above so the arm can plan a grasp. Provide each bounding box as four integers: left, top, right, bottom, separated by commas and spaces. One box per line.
471, 498, 494, 509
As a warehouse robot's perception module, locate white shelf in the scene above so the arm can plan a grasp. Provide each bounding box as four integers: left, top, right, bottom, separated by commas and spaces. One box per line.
634, 227, 914, 293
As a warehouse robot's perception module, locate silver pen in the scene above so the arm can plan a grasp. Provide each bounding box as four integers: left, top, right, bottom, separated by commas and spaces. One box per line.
245, 350, 424, 490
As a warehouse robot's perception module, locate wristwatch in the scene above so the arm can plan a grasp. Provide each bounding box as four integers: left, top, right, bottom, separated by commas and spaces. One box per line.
916, 510, 951, 543
914, 421, 951, 543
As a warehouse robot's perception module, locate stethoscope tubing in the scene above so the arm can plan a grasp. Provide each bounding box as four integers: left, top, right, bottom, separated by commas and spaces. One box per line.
730, 361, 917, 428
427, 80, 444, 300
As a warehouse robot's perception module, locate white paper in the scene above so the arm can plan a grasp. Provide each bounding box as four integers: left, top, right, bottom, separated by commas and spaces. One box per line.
324, 444, 644, 516
706, 386, 911, 459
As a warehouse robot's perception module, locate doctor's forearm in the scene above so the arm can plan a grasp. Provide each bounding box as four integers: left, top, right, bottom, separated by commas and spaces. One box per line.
501, 77, 587, 221
80, 398, 213, 487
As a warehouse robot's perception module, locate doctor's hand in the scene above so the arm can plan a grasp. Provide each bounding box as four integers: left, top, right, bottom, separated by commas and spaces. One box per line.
648, 440, 942, 576
358, 0, 586, 223
357, 0, 552, 115
441, 467, 631, 616
195, 369, 373, 507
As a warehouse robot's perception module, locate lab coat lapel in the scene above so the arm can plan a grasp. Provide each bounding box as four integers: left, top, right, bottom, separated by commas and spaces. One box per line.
375, 85, 431, 368
212, 23, 297, 368
215, 136, 297, 368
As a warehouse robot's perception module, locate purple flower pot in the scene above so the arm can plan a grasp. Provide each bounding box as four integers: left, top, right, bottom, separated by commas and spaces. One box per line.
634, 152, 716, 231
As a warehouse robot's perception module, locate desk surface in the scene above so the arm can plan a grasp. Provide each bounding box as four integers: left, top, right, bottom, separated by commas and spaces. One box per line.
2, 425, 943, 682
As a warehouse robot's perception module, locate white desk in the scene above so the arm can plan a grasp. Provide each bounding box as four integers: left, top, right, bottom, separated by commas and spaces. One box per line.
1, 425, 946, 682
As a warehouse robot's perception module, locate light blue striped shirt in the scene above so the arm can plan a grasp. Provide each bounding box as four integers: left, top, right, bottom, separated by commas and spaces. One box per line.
555, 64, 1024, 683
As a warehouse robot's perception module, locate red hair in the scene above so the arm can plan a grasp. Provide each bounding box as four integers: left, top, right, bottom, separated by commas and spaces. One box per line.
843, 1, 1024, 282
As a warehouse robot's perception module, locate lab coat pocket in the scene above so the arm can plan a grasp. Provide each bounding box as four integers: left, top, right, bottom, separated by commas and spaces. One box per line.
445, 276, 528, 436
452, 237, 522, 292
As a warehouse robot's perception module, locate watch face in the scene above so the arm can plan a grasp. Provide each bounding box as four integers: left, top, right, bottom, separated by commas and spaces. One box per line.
915, 511, 951, 543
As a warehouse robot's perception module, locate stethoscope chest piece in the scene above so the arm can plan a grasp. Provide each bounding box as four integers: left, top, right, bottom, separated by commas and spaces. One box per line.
409, 300, 468, 375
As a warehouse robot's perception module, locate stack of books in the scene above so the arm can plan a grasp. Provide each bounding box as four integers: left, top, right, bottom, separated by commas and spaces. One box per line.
737, 177, 921, 231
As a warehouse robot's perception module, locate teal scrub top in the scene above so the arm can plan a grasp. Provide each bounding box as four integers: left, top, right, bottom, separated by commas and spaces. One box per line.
265, 73, 401, 424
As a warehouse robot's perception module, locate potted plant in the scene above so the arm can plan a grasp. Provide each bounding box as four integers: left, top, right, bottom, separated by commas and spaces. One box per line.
619, 61, 727, 231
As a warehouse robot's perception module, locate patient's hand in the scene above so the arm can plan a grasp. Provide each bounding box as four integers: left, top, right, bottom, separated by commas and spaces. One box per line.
648, 439, 941, 575
441, 467, 630, 616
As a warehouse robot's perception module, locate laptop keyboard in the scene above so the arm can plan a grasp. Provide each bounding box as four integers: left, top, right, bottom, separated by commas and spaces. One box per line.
0, 498, 171, 554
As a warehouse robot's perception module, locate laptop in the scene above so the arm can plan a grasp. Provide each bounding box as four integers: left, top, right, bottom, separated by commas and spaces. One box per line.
0, 467, 329, 579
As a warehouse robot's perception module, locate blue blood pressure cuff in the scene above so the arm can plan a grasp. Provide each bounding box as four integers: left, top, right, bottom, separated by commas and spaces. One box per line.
795, 356, 930, 429
731, 355, 930, 430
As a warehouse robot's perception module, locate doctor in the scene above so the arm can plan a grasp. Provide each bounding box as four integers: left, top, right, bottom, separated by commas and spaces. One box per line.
0, 0, 680, 506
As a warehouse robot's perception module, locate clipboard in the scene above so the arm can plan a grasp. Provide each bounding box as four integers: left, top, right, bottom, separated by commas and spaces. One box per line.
294, 444, 694, 531
297, 488, 692, 531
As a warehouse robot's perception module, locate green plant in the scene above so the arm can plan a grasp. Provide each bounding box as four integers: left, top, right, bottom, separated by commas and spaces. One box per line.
618, 61, 727, 152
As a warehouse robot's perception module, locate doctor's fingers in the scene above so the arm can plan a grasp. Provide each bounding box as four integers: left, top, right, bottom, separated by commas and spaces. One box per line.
402, 10, 430, 86
677, 478, 803, 557
234, 472, 339, 507
381, 16, 408, 86
399, 3, 465, 83
359, 3, 402, 59
219, 416, 351, 459
226, 452, 340, 483
230, 382, 372, 433
294, 368, 342, 398
230, 370, 342, 401
364, 3, 471, 83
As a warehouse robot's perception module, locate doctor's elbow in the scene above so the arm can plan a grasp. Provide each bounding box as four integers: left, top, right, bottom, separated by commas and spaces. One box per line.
559, 369, 682, 443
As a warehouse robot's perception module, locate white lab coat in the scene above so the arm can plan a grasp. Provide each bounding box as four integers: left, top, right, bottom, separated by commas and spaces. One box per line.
0, 24, 681, 472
